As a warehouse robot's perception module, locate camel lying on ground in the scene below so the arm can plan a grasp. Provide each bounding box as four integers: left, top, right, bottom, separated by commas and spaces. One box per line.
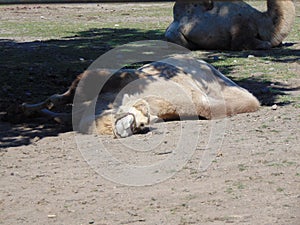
165, 0, 295, 50
22, 55, 260, 138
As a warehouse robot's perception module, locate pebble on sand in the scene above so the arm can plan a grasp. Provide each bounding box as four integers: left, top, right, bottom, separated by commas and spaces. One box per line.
271, 104, 278, 110
47, 214, 56, 218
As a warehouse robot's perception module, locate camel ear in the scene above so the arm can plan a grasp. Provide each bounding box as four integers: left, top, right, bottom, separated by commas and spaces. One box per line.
122, 94, 131, 105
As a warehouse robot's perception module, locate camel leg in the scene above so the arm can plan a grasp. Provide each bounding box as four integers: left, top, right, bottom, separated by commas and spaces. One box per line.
231, 26, 272, 50
231, 36, 272, 50
40, 109, 72, 124
165, 22, 198, 50
250, 39, 272, 50
22, 73, 84, 116
230, 17, 272, 50
22, 93, 72, 117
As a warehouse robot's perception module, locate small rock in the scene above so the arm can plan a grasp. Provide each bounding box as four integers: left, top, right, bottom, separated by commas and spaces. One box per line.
216, 150, 223, 157
47, 214, 56, 218
271, 104, 278, 110
32, 136, 40, 143
247, 55, 255, 58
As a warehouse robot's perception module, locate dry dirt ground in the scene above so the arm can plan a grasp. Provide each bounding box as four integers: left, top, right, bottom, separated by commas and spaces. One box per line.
0, 3, 300, 225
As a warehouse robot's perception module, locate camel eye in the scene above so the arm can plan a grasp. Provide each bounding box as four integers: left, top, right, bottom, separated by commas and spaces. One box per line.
140, 123, 145, 128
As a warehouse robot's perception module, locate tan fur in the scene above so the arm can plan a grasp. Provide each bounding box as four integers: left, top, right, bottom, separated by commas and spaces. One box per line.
91, 55, 260, 136
165, 0, 295, 50
95, 113, 114, 135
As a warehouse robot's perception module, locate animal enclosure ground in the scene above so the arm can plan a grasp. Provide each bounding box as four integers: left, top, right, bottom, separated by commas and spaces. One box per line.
0, 2, 299, 224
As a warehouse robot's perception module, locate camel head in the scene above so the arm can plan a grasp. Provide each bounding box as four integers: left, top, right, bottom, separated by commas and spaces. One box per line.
114, 98, 152, 138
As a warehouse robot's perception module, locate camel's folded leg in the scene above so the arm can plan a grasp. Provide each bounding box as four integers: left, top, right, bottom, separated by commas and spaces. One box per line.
40, 109, 72, 124
41, 106, 91, 127
22, 93, 72, 117
22, 73, 83, 116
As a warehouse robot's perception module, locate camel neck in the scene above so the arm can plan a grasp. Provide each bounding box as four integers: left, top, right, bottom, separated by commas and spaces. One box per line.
266, 0, 295, 45
267, 0, 294, 20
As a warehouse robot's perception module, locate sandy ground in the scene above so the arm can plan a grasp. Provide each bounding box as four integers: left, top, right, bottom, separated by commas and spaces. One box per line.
1, 104, 299, 224
0, 3, 300, 225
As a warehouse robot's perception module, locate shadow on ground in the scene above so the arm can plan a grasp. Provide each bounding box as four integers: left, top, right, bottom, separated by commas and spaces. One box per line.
0, 28, 299, 148
0, 122, 70, 149
0, 27, 166, 148
200, 42, 300, 105
234, 77, 300, 106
